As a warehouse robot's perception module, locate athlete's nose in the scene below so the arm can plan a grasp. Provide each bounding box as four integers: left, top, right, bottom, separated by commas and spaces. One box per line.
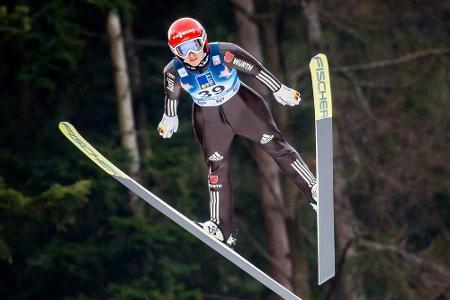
188, 52, 197, 60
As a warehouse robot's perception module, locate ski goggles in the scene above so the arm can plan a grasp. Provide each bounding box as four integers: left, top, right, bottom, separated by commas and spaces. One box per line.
170, 34, 206, 58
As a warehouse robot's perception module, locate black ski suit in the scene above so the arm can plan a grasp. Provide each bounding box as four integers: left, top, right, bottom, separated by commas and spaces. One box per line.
162, 42, 316, 239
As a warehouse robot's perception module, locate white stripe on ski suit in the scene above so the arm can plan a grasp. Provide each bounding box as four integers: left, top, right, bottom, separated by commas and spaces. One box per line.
166, 99, 171, 116
291, 159, 316, 187
261, 70, 281, 90
166, 99, 177, 116
294, 159, 315, 182
256, 73, 278, 92
171, 99, 177, 116
209, 190, 220, 224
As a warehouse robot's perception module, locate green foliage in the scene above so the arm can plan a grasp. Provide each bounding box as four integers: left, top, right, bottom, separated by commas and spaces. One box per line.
38, 180, 91, 231
0, 177, 29, 264
15, 1, 84, 93
0, 5, 31, 33
107, 277, 202, 300
0, 174, 207, 299
0, 0, 448, 299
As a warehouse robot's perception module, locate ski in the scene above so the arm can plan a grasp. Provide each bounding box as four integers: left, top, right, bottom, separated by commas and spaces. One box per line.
309, 54, 335, 285
58, 122, 302, 300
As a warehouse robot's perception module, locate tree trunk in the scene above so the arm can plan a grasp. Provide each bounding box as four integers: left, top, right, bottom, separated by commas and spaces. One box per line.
232, 0, 293, 296
301, 0, 322, 54
301, 1, 366, 299
260, 1, 312, 297
106, 9, 141, 214
123, 23, 154, 161
331, 126, 366, 300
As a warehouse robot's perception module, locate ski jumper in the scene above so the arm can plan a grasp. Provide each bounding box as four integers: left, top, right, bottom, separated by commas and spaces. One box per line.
163, 42, 316, 239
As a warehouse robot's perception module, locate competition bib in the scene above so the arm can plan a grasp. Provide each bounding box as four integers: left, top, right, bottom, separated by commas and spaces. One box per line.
173, 43, 240, 106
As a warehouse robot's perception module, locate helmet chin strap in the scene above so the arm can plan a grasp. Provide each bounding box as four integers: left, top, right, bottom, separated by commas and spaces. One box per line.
200, 51, 207, 61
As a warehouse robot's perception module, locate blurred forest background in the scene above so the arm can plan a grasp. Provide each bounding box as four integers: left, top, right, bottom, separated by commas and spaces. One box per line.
0, 0, 449, 299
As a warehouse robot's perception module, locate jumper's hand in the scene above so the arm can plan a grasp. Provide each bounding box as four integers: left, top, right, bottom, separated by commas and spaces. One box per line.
273, 84, 301, 106
157, 114, 179, 138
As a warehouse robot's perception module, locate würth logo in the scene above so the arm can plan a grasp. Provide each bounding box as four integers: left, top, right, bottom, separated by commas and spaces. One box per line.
166, 77, 175, 92
232, 57, 254, 71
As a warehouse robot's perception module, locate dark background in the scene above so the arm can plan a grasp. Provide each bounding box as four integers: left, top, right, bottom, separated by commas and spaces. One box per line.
0, 1, 449, 299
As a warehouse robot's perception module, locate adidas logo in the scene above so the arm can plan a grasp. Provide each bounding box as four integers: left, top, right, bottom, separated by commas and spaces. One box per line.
260, 134, 274, 144
209, 151, 223, 161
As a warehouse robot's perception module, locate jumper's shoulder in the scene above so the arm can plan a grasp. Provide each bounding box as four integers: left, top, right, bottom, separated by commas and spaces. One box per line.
217, 42, 242, 54
163, 60, 177, 75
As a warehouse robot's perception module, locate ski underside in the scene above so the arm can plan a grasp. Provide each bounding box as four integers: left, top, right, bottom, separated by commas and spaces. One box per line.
58, 121, 302, 300
309, 53, 336, 284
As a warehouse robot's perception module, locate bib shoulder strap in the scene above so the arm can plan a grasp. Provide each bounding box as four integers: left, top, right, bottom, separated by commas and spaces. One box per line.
172, 58, 183, 71
208, 42, 220, 57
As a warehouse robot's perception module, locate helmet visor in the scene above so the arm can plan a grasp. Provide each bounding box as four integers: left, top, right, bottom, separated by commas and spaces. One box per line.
173, 38, 204, 58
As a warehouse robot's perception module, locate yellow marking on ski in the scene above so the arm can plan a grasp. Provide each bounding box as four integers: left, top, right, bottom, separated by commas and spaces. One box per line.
309, 53, 333, 120
58, 122, 129, 179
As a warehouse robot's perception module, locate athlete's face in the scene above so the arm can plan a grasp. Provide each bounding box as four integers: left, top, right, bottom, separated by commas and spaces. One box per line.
183, 50, 205, 67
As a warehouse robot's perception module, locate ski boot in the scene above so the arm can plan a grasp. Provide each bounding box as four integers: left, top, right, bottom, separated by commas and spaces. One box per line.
196, 220, 238, 249
309, 182, 318, 212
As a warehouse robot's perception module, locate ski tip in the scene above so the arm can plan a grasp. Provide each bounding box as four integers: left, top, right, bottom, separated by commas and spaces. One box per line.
58, 121, 72, 131
309, 53, 333, 120
309, 53, 329, 72
58, 121, 129, 179
310, 53, 327, 64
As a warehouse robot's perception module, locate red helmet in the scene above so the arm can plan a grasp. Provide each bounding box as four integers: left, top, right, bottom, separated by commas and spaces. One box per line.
168, 17, 208, 58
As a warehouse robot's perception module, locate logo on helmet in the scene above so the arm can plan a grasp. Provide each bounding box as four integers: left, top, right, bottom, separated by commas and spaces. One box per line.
172, 28, 196, 40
